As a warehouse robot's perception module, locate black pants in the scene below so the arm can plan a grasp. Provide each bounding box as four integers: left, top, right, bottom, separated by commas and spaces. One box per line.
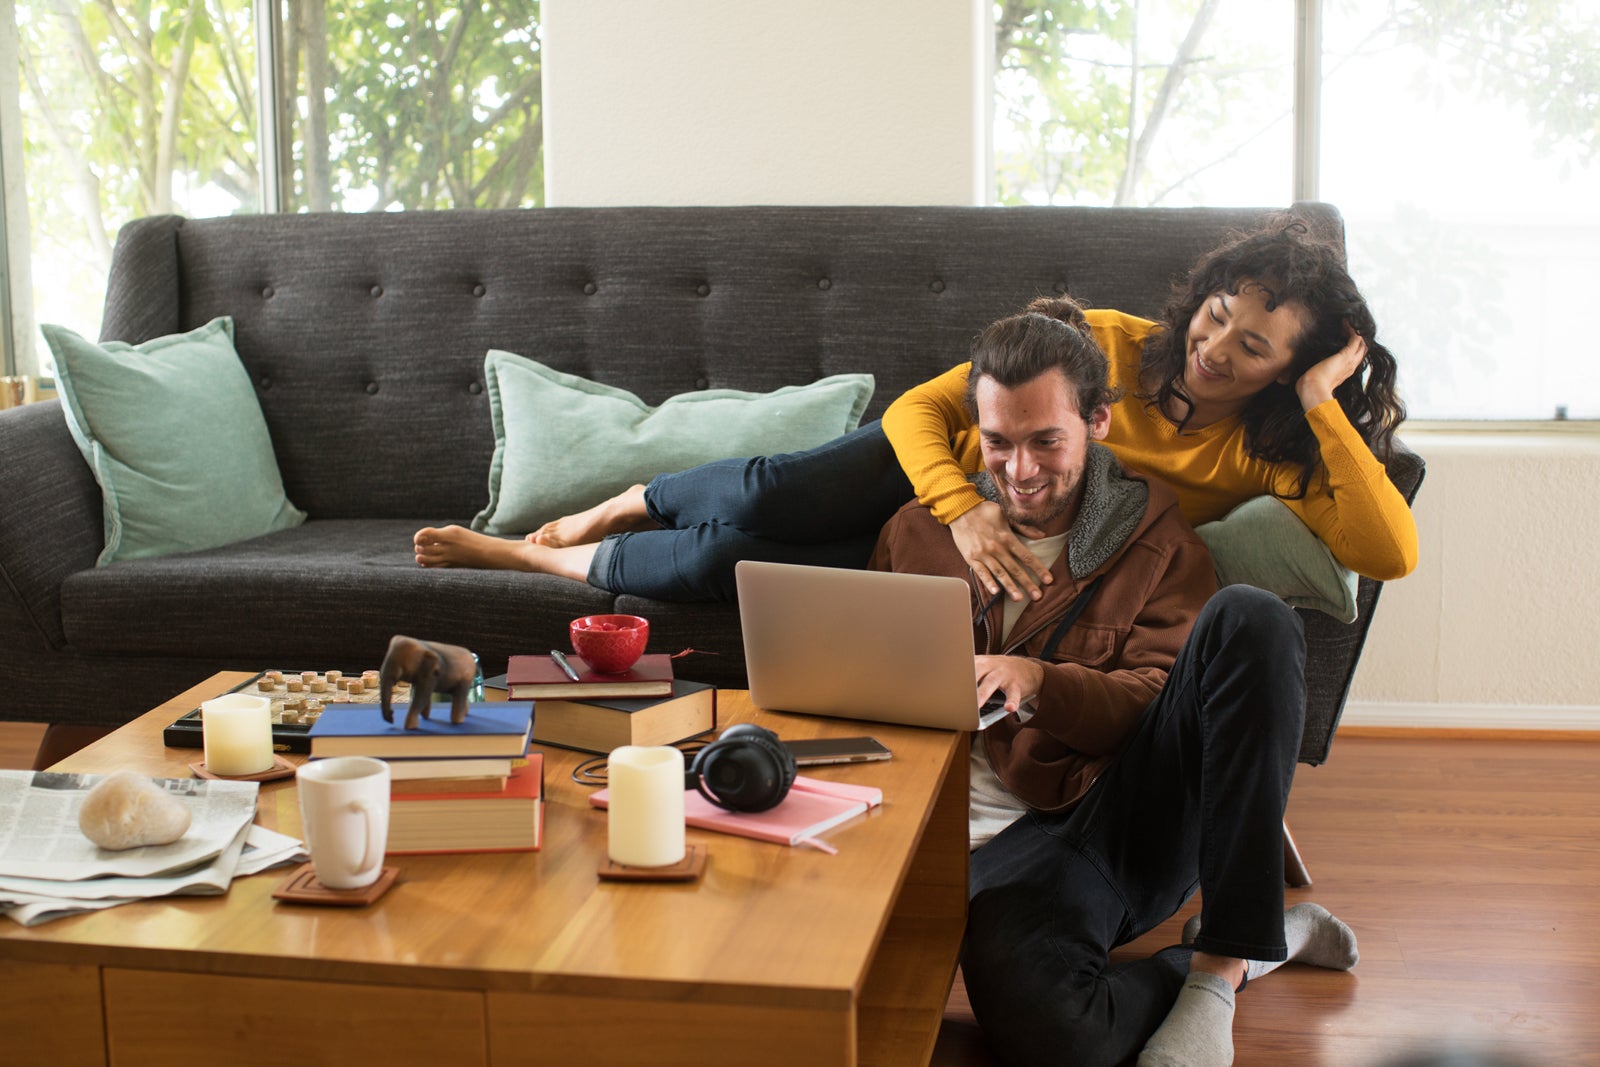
962, 585, 1307, 1067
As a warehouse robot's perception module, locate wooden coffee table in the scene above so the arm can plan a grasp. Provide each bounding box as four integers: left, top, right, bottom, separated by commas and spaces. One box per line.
0, 673, 968, 1066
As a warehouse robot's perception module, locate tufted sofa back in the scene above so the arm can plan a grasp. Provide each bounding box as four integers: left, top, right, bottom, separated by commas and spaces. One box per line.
99, 204, 1342, 520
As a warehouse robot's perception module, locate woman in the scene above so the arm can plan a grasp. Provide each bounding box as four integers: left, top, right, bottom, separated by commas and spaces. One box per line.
415, 220, 1416, 599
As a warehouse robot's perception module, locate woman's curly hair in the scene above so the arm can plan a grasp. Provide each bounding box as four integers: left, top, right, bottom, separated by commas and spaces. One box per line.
1140, 219, 1406, 498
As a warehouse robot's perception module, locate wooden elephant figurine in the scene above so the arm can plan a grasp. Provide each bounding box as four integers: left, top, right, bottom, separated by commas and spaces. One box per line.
379, 635, 478, 729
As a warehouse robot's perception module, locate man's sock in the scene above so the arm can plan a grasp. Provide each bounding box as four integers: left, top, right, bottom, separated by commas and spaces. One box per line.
1137, 970, 1235, 1067
1181, 902, 1360, 982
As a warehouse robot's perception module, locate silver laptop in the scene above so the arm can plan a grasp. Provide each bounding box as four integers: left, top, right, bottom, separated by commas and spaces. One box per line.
735, 560, 1007, 731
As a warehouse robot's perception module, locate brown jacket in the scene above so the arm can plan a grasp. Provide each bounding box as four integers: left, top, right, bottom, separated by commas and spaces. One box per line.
869, 443, 1216, 812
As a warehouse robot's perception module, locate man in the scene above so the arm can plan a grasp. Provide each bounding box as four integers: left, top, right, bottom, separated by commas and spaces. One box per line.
869, 309, 1359, 1067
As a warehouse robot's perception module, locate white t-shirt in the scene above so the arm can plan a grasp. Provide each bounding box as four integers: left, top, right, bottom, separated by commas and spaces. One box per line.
969, 531, 1069, 850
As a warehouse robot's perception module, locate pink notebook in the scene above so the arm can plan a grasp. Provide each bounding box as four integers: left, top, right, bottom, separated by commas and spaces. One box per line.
589, 775, 883, 852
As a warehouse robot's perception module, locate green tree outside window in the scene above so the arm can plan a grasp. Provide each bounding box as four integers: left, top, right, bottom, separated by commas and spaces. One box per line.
14, 0, 542, 370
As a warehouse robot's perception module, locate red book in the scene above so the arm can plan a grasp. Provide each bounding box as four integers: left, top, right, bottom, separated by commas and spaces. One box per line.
387, 753, 543, 854
505, 652, 675, 699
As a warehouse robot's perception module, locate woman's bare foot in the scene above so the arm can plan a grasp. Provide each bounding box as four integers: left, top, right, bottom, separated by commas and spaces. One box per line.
529, 484, 656, 547
415, 525, 599, 583
415, 525, 539, 570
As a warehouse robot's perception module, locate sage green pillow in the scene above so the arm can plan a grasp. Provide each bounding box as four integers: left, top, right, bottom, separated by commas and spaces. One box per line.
1196, 495, 1359, 622
472, 350, 875, 535
43, 317, 306, 566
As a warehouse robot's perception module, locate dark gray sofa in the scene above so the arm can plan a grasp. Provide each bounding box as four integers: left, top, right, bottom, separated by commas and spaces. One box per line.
0, 204, 1421, 767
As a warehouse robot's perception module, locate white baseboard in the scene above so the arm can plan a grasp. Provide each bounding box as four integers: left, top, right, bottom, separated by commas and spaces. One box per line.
1341, 701, 1600, 731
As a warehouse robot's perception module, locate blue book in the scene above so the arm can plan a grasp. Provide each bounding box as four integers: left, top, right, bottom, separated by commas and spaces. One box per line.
307, 700, 533, 758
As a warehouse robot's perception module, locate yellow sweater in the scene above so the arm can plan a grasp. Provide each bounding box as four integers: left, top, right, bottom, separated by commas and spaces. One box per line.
881, 309, 1418, 581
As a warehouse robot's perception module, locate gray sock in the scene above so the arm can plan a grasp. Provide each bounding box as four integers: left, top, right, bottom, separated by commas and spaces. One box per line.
1181, 902, 1360, 982
1137, 970, 1235, 1067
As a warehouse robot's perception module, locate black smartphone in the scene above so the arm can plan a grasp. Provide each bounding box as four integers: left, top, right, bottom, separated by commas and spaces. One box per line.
783, 736, 892, 766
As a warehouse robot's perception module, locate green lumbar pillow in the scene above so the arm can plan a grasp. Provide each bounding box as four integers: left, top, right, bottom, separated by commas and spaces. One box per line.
472, 350, 875, 535
1196, 495, 1359, 622
43, 317, 306, 566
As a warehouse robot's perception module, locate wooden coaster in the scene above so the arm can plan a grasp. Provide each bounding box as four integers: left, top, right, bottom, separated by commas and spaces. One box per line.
189, 754, 297, 782
271, 862, 400, 906
598, 845, 707, 882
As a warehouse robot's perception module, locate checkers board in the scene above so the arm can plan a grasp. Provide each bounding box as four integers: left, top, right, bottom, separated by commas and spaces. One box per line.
163, 668, 403, 754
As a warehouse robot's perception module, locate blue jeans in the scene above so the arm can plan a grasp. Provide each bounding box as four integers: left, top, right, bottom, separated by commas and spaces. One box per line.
962, 586, 1307, 1067
586, 421, 915, 601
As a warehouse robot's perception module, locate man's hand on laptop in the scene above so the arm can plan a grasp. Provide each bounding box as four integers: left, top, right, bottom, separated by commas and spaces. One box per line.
976, 655, 1042, 717
950, 502, 1053, 603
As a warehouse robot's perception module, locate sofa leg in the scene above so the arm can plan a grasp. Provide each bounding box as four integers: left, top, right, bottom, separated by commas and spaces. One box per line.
1283, 819, 1312, 887
31, 724, 117, 770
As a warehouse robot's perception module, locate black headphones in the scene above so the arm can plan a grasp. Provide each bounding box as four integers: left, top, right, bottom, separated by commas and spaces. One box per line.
685, 723, 796, 812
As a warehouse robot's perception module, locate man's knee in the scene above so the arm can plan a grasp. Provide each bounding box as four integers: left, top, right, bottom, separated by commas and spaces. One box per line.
963, 961, 1127, 1067
962, 921, 1132, 1067
1202, 584, 1305, 657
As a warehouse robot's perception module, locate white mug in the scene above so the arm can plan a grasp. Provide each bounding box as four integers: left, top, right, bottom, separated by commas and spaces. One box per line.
296, 756, 390, 889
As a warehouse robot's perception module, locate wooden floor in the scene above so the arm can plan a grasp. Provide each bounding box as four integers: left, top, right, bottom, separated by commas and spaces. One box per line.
3, 724, 1595, 1065
932, 733, 1600, 1067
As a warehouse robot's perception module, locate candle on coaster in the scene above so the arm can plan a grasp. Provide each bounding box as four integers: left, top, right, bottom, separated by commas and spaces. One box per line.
201, 693, 274, 776
607, 746, 685, 868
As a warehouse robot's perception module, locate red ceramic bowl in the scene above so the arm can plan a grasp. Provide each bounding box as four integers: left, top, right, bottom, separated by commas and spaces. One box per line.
570, 614, 650, 674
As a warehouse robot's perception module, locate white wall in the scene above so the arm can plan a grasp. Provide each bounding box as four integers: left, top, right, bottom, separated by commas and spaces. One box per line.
542, 0, 986, 206
1343, 431, 1600, 730
542, 3, 1600, 730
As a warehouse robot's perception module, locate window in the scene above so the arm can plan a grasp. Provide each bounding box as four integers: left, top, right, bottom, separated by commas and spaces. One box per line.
6, 0, 543, 376
994, 0, 1600, 421
994, 1, 1294, 207
280, 1, 544, 212
1321, 0, 1600, 421
13, 0, 261, 368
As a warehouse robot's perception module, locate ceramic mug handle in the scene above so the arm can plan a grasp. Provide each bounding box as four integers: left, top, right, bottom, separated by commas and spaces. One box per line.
350, 796, 378, 874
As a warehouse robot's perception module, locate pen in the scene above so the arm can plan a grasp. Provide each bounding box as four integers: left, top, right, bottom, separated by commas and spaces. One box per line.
549, 649, 582, 682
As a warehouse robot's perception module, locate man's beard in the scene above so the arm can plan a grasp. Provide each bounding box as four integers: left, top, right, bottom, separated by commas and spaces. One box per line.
999, 480, 1077, 537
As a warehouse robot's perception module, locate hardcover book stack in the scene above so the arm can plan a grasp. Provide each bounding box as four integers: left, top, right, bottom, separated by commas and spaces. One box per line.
387, 754, 543, 854
504, 653, 717, 753
305, 701, 542, 853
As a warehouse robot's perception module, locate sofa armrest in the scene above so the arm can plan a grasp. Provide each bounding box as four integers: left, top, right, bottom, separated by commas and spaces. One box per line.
99, 214, 185, 343
0, 401, 105, 650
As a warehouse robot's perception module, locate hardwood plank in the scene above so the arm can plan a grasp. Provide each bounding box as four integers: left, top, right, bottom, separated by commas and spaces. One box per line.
0, 721, 45, 770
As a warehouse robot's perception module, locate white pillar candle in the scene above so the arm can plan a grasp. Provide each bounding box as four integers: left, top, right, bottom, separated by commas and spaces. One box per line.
607, 745, 686, 868
202, 693, 274, 776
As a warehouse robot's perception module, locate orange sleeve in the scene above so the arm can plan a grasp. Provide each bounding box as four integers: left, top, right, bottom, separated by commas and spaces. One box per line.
1280, 400, 1420, 580
881, 362, 987, 525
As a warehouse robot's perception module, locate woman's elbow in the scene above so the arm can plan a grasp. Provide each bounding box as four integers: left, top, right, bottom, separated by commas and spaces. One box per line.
1350, 540, 1419, 582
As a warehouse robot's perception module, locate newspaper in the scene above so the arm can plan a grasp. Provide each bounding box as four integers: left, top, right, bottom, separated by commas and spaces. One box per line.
0, 770, 261, 880
0, 771, 308, 926
0, 825, 307, 927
